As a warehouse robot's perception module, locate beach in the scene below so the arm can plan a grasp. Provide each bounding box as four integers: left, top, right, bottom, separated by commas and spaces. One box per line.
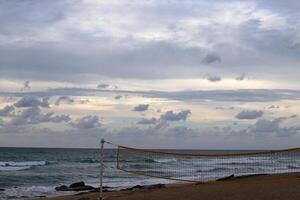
31, 173, 300, 200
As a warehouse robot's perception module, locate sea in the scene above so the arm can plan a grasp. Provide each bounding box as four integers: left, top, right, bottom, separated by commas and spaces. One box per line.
0, 147, 300, 199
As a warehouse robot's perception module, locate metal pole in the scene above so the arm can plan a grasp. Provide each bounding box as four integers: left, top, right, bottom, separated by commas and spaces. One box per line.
99, 139, 105, 200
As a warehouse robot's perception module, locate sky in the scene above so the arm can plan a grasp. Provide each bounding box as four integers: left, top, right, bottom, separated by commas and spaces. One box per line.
0, 0, 300, 149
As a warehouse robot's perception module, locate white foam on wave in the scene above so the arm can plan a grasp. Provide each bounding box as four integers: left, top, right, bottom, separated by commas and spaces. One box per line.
154, 158, 177, 163
2, 185, 57, 199
0, 161, 47, 171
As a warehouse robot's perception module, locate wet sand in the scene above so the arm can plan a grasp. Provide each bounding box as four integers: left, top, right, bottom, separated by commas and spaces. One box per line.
31, 173, 300, 200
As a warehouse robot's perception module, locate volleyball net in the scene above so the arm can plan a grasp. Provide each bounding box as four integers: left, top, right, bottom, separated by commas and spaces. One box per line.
104, 141, 300, 183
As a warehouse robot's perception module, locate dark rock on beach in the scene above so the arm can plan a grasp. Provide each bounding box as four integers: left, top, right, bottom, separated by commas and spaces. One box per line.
146, 184, 166, 189
217, 174, 235, 181
217, 173, 269, 181
55, 185, 69, 191
55, 181, 95, 192
120, 184, 166, 191
0, 188, 5, 191
70, 181, 85, 188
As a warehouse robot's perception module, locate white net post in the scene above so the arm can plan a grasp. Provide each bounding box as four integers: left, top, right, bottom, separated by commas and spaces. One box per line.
99, 139, 105, 200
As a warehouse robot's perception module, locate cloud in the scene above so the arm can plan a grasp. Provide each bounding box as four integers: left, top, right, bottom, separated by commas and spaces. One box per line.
114, 95, 122, 100
23, 80, 31, 90
72, 115, 101, 129
97, 83, 110, 89
236, 74, 246, 81
132, 104, 149, 112
7, 106, 70, 126
249, 117, 300, 137
40, 97, 50, 108
55, 96, 74, 106
268, 105, 280, 109
14, 96, 49, 108
202, 53, 221, 64
51, 114, 71, 123
0, 0, 299, 84
160, 110, 191, 121
0, 105, 14, 116
204, 74, 222, 82
252, 118, 281, 133
137, 117, 158, 125
236, 110, 264, 119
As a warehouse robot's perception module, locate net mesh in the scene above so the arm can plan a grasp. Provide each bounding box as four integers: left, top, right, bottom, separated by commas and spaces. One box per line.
115, 145, 300, 183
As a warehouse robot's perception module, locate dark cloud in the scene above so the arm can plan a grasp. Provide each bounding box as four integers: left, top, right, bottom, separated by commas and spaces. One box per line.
236, 74, 246, 81
202, 53, 221, 64
97, 83, 110, 89
14, 96, 49, 108
72, 115, 101, 129
137, 117, 158, 125
23, 80, 31, 90
204, 74, 222, 82
55, 96, 74, 106
0, 105, 14, 116
51, 114, 71, 123
132, 104, 149, 112
160, 110, 191, 121
114, 95, 122, 100
0, 1, 299, 83
250, 117, 300, 137
236, 110, 264, 119
9, 106, 70, 126
2, 88, 300, 103
268, 105, 280, 109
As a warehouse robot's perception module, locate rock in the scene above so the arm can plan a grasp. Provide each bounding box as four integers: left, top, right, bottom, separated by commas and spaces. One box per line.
146, 184, 165, 189
0, 188, 5, 191
217, 174, 235, 181
55, 185, 69, 191
120, 184, 166, 192
70, 181, 86, 188
132, 185, 144, 189
56, 182, 95, 192
72, 185, 94, 191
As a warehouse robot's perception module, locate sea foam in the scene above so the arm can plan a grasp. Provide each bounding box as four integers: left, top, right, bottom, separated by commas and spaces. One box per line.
0, 161, 47, 171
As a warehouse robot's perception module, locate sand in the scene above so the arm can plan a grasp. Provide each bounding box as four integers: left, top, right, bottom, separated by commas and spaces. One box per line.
31, 173, 300, 200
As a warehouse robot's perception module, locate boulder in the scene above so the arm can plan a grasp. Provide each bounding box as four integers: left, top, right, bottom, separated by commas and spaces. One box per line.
71, 185, 94, 191
70, 181, 85, 188
55, 182, 95, 192
217, 174, 235, 181
55, 185, 69, 191
132, 185, 144, 189
146, 184, 165, 189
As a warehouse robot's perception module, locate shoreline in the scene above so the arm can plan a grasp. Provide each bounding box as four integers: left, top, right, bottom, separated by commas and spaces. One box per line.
30, 172, 300, 200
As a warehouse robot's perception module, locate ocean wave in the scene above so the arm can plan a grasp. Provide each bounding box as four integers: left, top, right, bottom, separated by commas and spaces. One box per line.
154, 158, 177, 163
0, 161, 48, 171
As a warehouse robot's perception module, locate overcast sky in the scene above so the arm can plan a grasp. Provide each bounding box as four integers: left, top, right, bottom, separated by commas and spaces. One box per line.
0, 0, 300, 149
